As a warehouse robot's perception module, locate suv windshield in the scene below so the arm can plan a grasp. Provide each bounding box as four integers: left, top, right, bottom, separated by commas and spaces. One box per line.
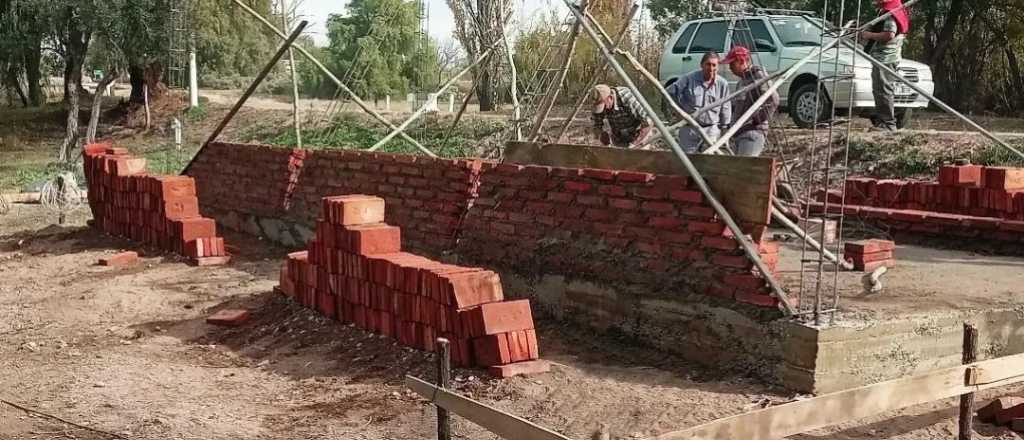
770, 17, 831, 47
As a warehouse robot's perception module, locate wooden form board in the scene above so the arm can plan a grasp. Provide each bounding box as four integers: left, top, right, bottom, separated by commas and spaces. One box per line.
503, 141, 776, 226
653, 351, 1024, 440
406, 375, 575, 440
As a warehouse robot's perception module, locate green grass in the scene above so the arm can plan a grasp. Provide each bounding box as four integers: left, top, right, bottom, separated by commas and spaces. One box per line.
846, 135, 1024, 178
245, 113, 506, 158
141, 145, 197, 175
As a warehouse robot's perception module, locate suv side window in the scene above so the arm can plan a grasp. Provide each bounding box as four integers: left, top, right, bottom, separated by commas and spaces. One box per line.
688, 21, 728, 53
671, 23, 697, 54
731, 19, 776, 52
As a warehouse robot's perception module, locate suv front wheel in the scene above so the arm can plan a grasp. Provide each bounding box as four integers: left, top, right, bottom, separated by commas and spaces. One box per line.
789, 83, 832, 128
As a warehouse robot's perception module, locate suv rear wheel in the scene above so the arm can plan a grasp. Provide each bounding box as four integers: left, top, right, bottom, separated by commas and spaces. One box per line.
789, 83, 832, 128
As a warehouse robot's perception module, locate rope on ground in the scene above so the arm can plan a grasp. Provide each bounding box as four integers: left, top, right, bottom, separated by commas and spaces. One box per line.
0, 398, 126, 439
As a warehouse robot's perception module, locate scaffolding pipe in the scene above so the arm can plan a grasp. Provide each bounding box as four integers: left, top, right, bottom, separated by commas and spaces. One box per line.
369, 43, 500, 153
528, 0, 589, 142
556, 4, 639, 142
230, 0, 429, 153
499, 17, 522, 141
568, 1, 796, 315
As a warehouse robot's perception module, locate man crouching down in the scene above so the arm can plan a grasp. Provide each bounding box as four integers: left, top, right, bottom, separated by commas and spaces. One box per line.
591, 84, 653, 148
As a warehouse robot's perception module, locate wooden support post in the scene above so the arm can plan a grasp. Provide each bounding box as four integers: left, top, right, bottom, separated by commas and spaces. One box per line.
436, 338, 452, 440
959, 322, 979, 440
280, 0, 302, 148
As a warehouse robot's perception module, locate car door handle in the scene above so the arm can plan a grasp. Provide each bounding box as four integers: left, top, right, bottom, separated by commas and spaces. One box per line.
681, 55, 692, 61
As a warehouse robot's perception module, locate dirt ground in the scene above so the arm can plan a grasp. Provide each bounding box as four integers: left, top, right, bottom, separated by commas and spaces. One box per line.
2, 203, 1024, 440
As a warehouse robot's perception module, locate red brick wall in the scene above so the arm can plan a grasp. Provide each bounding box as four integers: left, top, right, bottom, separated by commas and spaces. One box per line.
187, 142, 782, 309
187, 142, 481, 253
456, 162, 782, 308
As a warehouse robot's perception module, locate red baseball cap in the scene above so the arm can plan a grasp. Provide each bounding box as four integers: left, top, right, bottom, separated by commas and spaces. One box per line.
722, 46, 751, 64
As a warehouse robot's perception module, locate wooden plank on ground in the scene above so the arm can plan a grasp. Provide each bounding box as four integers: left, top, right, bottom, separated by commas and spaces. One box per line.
405, 375, 575, 440
503, 141, 776, 226
653, 352, 1024, 440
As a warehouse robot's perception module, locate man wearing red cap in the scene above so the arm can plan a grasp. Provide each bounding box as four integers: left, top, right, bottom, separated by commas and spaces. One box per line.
861, 0, 910, 131
722, 46, 779, 156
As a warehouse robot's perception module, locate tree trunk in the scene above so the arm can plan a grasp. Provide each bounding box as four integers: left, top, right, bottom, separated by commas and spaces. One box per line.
24, 38, 43, 106
129, 61, 167, 104
59, 27, 88, 162
476, 69, 495, 111
6, 66, 28, 108
86, 69, 119, 144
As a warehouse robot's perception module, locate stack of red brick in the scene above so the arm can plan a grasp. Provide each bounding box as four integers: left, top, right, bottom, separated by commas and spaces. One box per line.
82, 143, 229, 264
977, 397, 1024, 433
277, 194, 544, 376
843, 239, 895, 271
843, 165, 1024, 220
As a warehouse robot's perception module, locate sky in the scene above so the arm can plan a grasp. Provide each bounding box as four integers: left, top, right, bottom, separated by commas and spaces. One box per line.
294, 0, 568, 48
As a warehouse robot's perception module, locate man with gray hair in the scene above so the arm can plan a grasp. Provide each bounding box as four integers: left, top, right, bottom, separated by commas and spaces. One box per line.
591, 84, 653, 148
670, 51, 731, 154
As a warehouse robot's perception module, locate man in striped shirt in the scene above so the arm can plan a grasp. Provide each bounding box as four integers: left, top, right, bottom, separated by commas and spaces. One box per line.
591, 84, 653, 148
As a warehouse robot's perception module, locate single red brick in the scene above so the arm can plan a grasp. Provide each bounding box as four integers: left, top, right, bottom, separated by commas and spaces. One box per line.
633, 187, 667, 200
339, 223, 401, 255
98, 251, 139, 267
609, 198, 638, 210
582, 168, 617, 180
206, 309, 250, 327
844, 239, 895, 255
980, 398, 1024, 423
488, 360, 551, 378
996, 403, 1024, 425
702, 236, 738, 250
724, 274, 767, 290
172, 217, 217, 242
845, 250, 893, 264
161, 196, 200, 220
153, 176, 196, 199
984, 167, 1024, 190
467, 300, 534, 336
323, 194, 386, 225
712, 254, 752, 269
735, 291, 780, 307
191, 256, 231, 266
576, 195, 605, 206
563, 181, 593, 192
598, 184, 627, 197
547, 192, 575, 203
641, 201, 674, 213
669, 190, 703, 204
939, 165, 983, 187
444, 270, 504, 309
688, 221, 726, 235
473, 333, 512, 366
648, 216, 683, 228
616, 171, 654, 183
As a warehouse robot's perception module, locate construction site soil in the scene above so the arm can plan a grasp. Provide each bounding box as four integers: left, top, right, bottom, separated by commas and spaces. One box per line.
2, 203, 1022, 439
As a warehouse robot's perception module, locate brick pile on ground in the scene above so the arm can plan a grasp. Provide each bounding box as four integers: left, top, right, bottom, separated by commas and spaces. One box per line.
977, 397, 1024, 433
277, 194, 547, 377
843, 239, 896, 272
82, 143, 229, 265
837, 165, 1024, 219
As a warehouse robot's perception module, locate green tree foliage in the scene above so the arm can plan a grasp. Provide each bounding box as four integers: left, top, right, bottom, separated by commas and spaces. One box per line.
192, 0, 278, 77
314, 0, 439, 99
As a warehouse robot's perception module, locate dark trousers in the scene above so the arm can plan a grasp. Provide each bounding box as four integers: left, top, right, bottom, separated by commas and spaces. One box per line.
871, 62, 899, 129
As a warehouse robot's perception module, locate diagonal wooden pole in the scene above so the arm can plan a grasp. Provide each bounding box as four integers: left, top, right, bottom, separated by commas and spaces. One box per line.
555, 4, 639, 142
369, 43, 500, 153
182, 20, 308, 175
527, 0, 589, 142
230, 0, 429, 154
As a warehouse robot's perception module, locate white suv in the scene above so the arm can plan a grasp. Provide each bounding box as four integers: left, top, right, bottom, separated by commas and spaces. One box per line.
658, 14, 934, 128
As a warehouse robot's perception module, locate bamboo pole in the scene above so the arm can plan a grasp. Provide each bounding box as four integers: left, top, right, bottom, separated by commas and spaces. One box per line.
280, 0, 303, 148
230, 0, 429, 153
369, 43, 499, 153
527, 0, 589, 142
499, 17, 522, 141
567, 1, 796, 315
556, 4, 639, 142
